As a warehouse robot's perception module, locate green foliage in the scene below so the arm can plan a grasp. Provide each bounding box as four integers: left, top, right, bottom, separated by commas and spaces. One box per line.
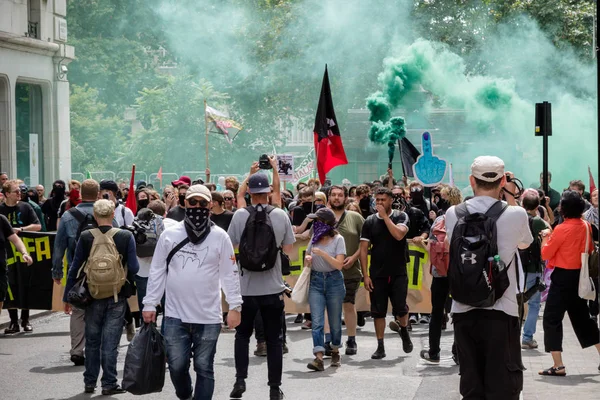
69, 85, 125, 173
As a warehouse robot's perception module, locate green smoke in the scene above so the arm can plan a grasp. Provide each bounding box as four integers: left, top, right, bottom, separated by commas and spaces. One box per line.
366, 92, 391, 122
368, 117, 406, 162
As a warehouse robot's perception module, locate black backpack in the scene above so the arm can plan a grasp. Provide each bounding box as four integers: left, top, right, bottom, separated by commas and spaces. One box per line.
238, 205, 279, 272
518, 216, 542, 273
69, 208, 97, 242
133, 211, 163, 258
448, 201, 509, 308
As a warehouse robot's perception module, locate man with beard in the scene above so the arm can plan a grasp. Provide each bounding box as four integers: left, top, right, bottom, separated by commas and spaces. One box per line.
143, 185, 242, 400
360, 187, 413, 359
326, 185, 364, 355
42, 180, 67, 231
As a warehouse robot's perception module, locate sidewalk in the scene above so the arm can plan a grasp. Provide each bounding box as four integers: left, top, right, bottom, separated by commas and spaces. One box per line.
0, 309, 54, 329
521, 311, 600, 400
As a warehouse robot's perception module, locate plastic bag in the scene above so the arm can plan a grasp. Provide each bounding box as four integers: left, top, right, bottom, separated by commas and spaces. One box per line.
291, 265, 311, 306
122, 323, 166, 395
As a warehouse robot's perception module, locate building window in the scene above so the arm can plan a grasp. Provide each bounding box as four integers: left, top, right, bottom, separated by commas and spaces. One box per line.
27, 0, 41, 39
15, 83, 44, 186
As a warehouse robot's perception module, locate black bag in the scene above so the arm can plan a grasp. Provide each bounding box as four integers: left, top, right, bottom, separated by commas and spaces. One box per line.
67, 274, 93, 309
280, 249, 291, 276
238, 205, 279, 272
122, 323, 166, 395
448, 201, 509, 308
69, 208, 97, 242
518, 216, 543, 273
134, 211, 162, 258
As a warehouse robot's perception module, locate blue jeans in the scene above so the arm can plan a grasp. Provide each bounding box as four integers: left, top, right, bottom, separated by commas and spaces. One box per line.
84, 297, 127, 389
308, 270, 346, 354
134, 275, 148, 313
164, 317, 221, 400
522, 272, 542, 342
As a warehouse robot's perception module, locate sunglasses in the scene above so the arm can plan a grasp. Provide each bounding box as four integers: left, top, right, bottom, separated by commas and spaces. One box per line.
224, 197, 234, 201
188, 198, 209, 207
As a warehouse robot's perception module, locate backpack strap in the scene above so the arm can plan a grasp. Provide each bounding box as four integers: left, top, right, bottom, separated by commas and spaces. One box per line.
166, 237, 191, 271
105, 228, 120, 239
69, 208, 85, 224
454, 203, 469, 220
89, 228, 102, 239
484, 201, 508, 222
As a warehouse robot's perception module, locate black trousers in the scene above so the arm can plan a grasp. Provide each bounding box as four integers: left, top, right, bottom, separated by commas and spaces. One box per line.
255, 309, 287, 344
453, 310, 523, 400
543, 267, 600, 352
235, 293, 285, 387
429, 277, 449, 355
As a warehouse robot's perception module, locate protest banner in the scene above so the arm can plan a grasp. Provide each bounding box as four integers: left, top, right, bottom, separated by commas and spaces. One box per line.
276, 154, 294, 181
413, 131, 448, 187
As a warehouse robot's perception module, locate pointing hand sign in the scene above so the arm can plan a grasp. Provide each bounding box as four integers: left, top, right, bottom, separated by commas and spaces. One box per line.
413, 132, 447, 186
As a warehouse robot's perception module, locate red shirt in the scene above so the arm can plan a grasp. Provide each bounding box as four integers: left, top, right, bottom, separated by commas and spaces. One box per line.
542, 218, 594, 270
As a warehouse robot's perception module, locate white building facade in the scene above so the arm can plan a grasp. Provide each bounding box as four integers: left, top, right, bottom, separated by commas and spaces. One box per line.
0, 0, 73, 186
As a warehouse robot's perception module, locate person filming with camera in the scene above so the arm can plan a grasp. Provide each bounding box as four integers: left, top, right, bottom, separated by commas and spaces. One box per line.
519, 189, 552, 350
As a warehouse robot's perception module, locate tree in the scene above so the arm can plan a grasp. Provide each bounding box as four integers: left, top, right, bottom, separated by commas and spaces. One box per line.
69, 85, 125, 173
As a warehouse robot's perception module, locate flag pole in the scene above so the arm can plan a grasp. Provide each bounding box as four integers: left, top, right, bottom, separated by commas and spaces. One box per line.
204, 99, 210, 170
397, 138, 406, 177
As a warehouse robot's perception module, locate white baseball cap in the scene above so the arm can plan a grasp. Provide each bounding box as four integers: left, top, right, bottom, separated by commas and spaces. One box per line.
471, 156, 505, 182
186, 184, 212, 202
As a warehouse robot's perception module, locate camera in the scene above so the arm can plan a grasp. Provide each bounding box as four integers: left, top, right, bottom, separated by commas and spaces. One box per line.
521, 277, 547, 302
258, 154, 272, 170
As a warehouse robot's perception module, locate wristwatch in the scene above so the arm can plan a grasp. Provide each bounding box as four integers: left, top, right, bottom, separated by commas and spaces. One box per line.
230, 306, 242, 313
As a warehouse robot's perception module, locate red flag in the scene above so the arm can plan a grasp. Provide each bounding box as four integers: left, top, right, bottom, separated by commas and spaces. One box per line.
589, 165, 596, 193
313, 66, 347, 184
157, 167, 163, 187
125, 164, 137, 215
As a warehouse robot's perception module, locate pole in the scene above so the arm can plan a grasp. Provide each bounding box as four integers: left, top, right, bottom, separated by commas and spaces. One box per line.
543, 126, 549, 195
204, 99, 209, 170
397, 138, 406, 178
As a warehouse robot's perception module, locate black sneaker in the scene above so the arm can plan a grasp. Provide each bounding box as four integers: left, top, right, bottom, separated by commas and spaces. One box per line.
101, 386, 126, 395
282, 342, 289, 354
230, 381, 246, 398
270, 387, 285, 400
345, 340, 357, 355
324, 342, 333, 357
84, 385, 96, 394
21, 320, 33, 332
371, 347, 386, 359
71, 354, 85, 366
400, 326, 413, 353
420, 349, 440, 363
294, 314, 303, 323
4, 322, 20, 335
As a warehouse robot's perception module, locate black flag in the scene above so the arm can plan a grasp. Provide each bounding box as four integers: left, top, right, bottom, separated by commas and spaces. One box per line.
398, 137, 420, 177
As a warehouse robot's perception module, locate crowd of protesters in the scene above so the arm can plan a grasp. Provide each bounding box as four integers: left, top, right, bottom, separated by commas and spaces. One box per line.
0, 154, 599, 400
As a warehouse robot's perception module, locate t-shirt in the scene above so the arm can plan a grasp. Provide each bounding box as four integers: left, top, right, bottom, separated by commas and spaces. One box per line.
42, 198, 63, 231
523, 214, 547, 273
227, 204, 295, 296
360, 209, 410, 278
166, 206, 186, 222
211, 210, 234, 232
336, 210, 364, 280
406, 206, 431, 239
0, 215, 15, 269
0, 202, 40, 228
445, 196, 533, 317
114, 204, 134, 227
307, 234, 346, 273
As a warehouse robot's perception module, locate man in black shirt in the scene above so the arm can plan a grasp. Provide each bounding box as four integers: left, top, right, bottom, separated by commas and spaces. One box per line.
165, 184, 189, 222
210, 191, 234, 231
360, 187, 413, 359
0, 214, 34, 315
0, 180, 42, 334
408, 181, 438, 223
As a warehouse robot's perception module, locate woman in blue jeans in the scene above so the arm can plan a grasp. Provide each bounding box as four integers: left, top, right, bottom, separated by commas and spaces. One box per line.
305, 208, 346, 371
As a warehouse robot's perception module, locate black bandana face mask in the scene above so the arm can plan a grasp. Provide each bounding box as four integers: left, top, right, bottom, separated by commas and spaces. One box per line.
184, 207, 212, 244
138, 199, 150, 209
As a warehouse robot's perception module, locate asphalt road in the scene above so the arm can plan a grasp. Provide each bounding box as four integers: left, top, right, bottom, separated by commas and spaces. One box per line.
0, 312, 462, 400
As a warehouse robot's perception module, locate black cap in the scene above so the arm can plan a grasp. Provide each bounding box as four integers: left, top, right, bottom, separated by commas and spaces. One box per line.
248, 174, 270, 194
307, 208, 336, 225
99, 180, 119, 193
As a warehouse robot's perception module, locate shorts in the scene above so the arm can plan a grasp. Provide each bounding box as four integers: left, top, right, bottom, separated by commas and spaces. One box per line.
0, 265, 7, 302
343, 278, 361, 304
370, 274, 408, 319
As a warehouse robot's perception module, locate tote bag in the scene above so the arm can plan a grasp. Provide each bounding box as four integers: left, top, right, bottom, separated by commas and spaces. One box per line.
291, 264, 311, 306
578, 221, 597, 301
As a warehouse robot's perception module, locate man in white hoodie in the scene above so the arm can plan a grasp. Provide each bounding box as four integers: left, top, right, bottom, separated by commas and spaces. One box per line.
143, 184, 242, 400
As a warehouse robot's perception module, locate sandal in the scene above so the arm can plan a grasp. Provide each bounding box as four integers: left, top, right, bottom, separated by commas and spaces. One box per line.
539, 366, 566, 376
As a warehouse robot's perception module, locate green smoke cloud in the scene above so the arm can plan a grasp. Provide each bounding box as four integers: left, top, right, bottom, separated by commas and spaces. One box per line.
368, 116, 406, 162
